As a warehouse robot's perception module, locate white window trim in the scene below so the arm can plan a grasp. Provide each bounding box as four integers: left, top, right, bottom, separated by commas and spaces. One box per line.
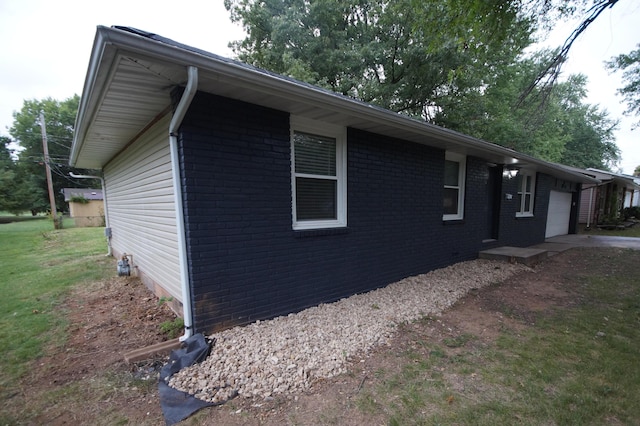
443, 152, 466, 221
516, 171, 536, 217
291, 116, 347, 230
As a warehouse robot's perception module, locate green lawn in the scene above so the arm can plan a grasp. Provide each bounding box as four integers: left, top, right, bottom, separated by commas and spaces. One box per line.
2, 215, 639, 425
580, 223, 640, 238
0, 218, 111, 397
357, 249, 640, 425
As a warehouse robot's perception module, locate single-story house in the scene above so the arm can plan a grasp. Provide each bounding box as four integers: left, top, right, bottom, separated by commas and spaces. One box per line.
62, 188, 105, 227
70, 26, 597, 337
567, 168, 640, 227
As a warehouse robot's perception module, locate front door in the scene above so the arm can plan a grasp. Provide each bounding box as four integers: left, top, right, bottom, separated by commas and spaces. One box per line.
485, 164, 501, 241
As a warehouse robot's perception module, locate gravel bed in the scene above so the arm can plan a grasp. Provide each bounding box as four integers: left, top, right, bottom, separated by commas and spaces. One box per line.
168, 259, 530, 403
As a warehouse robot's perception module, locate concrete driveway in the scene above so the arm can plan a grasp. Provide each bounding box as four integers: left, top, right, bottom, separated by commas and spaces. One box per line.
533, 234, 640, 254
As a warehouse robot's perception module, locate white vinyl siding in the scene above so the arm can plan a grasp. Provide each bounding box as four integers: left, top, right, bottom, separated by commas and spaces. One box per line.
103, 114, 182, 302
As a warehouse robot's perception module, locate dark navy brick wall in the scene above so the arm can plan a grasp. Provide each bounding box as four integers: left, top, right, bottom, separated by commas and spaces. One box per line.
177, 91, 571, 333
498, 173, 552, 247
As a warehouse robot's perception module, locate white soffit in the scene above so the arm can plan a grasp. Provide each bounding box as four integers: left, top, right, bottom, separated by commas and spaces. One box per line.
71, 26, 598, 185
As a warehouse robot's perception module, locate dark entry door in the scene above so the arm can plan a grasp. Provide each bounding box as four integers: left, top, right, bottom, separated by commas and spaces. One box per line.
485, 165, 501, 240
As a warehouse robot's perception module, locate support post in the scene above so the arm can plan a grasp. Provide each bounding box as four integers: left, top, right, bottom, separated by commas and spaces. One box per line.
39, 112, 60, 229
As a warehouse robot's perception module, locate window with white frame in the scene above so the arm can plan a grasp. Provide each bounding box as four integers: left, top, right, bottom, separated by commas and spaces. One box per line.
516, 171, 536, 216
443, 152, 466, 220
291, 117, 346, 230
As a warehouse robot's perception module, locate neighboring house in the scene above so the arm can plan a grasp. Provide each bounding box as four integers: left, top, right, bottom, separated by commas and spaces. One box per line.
62, 188, 104, 227
69, 26, 597, 336
569, 168, 640, 227
623, 177, 640, 210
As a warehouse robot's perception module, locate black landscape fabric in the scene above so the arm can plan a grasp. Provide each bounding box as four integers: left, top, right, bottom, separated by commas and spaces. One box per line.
159, 333, 213, 425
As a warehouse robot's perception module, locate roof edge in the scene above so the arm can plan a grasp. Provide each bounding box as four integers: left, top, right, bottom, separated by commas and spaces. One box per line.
71, 26, 600, 185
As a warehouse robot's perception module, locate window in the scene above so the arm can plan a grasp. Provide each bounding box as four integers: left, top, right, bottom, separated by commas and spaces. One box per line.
443, 152, 466, 220
516, 171, 536, 217
291, 117, 346, 230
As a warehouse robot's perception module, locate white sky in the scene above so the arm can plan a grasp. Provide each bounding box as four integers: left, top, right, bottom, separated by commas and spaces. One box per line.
0, 0, 638, 174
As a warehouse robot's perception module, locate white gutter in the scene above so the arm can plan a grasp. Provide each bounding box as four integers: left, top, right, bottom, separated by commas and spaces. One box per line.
83, 26, 597, 186
169, 66, 198, 342
68, 172, 111, 256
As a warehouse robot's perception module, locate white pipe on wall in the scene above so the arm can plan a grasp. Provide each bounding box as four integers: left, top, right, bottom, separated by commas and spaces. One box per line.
586, 186, 594, 229
169, 66, 198, 342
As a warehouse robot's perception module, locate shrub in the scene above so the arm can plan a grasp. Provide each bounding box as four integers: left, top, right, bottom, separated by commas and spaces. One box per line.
622, 206, 640, 220
69, 195, 89, 204
159, 317, 184, 339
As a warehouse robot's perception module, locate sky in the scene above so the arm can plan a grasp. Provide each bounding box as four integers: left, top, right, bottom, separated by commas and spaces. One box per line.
0, 0, 638, 174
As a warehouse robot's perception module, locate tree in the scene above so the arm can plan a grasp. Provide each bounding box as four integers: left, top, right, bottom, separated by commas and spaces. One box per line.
0, 136, 18, 212
634, 165, 640, 176
224, 0, 623, 169
225, 0, 532, 118
520, 0, 620, 103
9, 96, 99, 214
0, 136, 39, 214
435, 51, 569, 159
606, 44, 640, 128
435, 52, 619, 168
226, 0, 622, 109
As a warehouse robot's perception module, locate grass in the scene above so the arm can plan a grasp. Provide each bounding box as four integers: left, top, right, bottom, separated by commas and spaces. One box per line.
580, 224, 640, 238
2, 213, 639, 424
0, 211, 48, 224
0, 217, 110, 399
357, 249, 640, 425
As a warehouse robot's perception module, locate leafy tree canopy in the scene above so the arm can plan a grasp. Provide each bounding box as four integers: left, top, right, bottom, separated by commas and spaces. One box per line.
224, 0, 621, 169
436, 52, 619, 169
225, 0, 533, 117
9, 96, 100, 213
607, 43, 640, 128
0, 136, 39, 214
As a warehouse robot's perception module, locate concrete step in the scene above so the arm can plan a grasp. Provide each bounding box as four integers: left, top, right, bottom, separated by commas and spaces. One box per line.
478, 246, 548, 266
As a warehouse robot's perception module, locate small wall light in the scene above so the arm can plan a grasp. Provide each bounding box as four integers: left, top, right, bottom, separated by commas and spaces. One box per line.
503, 166, 519, 179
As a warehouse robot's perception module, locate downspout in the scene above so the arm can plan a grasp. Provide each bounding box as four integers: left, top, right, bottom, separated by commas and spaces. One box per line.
169, 66, 198, 342
586, 186, 594, 229
68, 172, 111, 256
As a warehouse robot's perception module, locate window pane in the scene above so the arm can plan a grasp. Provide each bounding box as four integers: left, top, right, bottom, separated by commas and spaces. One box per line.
296, 177, 337, 220
517, 193, 523, 212
444, 160, 459, 186
294, 132, 336, 176
525, 175, 532, 192
443, 188, 459, 215
524, 194, 531, 212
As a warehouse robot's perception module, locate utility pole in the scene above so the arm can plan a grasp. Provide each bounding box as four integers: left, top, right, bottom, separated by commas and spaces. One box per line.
39, 112, 60, 229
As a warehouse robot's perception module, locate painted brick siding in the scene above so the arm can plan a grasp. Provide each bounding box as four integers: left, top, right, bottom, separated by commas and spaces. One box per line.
178, 92, 555, 333
498, 172, 552, 247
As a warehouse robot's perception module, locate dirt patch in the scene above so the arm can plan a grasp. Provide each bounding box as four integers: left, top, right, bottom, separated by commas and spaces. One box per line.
11, 276, 177, 425
187, 248, 616, 425
8, 247, 627, 424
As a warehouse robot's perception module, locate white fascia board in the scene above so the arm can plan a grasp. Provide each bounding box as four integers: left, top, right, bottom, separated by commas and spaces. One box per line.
74, 26, 600, 186
70, 29, 122, 167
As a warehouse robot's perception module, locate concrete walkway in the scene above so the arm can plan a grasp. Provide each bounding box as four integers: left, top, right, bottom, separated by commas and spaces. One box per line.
479, 234, 640, 265
532, 234, 640, 255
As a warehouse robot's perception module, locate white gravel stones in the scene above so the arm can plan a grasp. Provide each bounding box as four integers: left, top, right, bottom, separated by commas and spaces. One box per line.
168, 259, 530, 403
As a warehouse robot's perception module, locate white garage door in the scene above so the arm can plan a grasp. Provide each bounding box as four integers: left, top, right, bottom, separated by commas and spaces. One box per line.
546, 190, 572, 238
